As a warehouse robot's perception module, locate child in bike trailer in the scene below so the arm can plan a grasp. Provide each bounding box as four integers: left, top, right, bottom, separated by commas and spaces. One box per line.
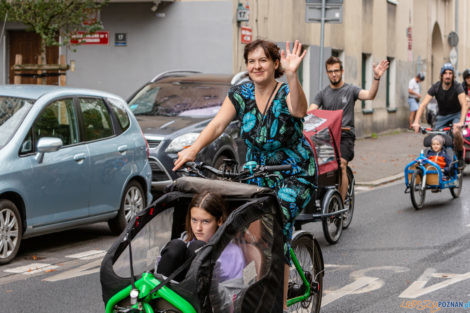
426, 135, 451, 176
155, 191, 245, 283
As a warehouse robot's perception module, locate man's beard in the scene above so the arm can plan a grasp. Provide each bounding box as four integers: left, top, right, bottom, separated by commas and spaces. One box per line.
330, 77, 342, 86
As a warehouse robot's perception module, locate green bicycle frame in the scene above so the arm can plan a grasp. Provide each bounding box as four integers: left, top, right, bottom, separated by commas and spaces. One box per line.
286, 247, 312, 307
105, 272, 197, 313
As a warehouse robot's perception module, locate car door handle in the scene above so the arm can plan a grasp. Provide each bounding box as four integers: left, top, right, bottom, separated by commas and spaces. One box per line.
118, 145, 128, 154
73, 153, 86, 162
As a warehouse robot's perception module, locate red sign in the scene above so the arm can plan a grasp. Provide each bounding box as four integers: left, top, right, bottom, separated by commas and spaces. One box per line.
241, 26, 252, 44
71, 31, 109, 45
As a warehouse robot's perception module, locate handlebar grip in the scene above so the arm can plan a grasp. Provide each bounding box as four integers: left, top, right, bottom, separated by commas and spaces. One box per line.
262, 164, 293, 172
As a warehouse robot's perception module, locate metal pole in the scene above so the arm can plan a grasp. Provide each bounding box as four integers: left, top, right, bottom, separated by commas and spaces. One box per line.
318, 0, 326, 90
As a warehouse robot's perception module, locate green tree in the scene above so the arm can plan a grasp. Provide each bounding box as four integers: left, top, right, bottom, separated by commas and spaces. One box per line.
0, 0, 109, 64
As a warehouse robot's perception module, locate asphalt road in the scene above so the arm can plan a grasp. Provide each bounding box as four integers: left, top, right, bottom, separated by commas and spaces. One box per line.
0, 174, 469, 313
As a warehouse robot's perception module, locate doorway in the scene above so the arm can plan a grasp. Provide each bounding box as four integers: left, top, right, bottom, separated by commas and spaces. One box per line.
8, 30, 59, 84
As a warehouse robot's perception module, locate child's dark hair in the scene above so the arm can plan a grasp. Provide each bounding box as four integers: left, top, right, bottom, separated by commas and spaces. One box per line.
185, 191, 227, 242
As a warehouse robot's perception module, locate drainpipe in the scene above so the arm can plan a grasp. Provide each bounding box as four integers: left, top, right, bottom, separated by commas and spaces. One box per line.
455, 0, 458, 73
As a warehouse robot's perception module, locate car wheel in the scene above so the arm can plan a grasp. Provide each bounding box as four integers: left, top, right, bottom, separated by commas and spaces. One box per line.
108, 181, 145, 235
0, 199, 22, 264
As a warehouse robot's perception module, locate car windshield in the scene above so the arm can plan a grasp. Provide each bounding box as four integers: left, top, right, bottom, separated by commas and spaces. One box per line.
128, 81, 229, 117
0, 96, 33, 148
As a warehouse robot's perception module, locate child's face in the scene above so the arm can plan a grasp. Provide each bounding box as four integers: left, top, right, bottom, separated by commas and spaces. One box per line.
190, 207, 222, 242
431, 140, 443, 152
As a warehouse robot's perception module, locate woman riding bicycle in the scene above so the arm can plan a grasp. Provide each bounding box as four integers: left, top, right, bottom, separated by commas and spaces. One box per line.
173, 39, 316, 311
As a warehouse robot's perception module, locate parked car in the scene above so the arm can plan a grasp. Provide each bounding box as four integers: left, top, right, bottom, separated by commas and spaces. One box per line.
0, 85, 152, 264
127, 70, 250, 192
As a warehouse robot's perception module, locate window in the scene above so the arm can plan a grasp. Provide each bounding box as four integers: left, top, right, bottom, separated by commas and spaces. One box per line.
331, 49, 345, 65
107, 97, 130, 131
24, 98, 79, 154
386, 57, 396, 112
128, 82, 230, 118
79, 98, 113, 141
361, 53, 373, 113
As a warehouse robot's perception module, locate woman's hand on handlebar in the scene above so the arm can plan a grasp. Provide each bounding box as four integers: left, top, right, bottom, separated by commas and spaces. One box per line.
453, 122, 463, 132
173, 146, 198, 171
412, 122, 421, 133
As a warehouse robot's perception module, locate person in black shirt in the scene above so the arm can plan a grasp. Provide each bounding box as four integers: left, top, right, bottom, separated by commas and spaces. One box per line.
412, 63, 468, 168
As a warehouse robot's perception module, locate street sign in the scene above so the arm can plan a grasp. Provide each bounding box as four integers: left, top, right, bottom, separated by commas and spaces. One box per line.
450, 47, 458, 66
306, 4, 342, 23
241, 26, 252, 44
448, 31, 459, 47
115, 33, 127, 47
306, 0, 343, 3
236, 3, 250, 22
71, 31, 109, 45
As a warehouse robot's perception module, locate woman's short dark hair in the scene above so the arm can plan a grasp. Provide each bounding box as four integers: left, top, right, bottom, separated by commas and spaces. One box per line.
325, 56, 343, 70
185, 191, 228, 241
243, 39, 284, 78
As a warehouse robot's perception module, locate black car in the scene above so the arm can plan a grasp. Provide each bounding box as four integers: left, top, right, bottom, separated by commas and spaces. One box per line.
128, 70, 249, 192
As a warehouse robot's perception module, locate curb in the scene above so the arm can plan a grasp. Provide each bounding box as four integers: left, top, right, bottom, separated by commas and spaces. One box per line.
355, 173, 404, 187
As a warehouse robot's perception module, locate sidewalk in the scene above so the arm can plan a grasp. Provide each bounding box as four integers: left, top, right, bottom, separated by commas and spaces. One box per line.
348, 129, 424, 186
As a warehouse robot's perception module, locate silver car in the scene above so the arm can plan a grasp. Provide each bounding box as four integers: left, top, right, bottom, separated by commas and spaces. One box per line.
0, 85, 152, 264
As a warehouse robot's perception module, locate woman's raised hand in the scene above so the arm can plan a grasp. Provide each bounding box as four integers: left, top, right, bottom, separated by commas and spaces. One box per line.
280, 40, 307, 75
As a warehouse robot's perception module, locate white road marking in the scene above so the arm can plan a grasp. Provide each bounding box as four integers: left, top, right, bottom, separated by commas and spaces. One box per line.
4, 263, 58, 275
66, 249, 106, 260
466, 224, 470, 227
399, 268, 470, 298
43, 259, 102, 282
322, 266, 408, 307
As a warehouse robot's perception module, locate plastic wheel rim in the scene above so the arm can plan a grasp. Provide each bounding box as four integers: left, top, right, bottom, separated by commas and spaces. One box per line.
123, 186, 144, 222
0, 208, 19, 259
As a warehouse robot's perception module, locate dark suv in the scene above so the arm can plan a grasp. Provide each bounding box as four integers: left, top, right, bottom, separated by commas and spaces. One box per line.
128, 70, 249, 191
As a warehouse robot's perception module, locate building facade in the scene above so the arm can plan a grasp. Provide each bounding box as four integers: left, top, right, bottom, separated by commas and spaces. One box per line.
233, 0, 470, 137
1, 0, 469, 137
0, 0, 234, 99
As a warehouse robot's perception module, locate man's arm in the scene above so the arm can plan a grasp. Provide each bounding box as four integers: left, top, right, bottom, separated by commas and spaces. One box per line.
408, 88, 421, 99
412, 93, 433, 132
456, 92, 468, 127
358, 60, 389, 100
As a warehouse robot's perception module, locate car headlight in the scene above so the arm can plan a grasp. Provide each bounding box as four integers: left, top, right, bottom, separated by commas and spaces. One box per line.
165, 133, 200, 153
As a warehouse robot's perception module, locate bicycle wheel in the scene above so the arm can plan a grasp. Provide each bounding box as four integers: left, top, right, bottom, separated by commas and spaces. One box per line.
450, 168, 463, 198
321, 190, 343, 244
342, 166, 355, 229
410, 170, 426, 210
288, 234, 323, 313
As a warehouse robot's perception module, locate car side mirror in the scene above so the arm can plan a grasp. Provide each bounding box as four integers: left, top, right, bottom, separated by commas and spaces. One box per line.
35, 137, 63, 163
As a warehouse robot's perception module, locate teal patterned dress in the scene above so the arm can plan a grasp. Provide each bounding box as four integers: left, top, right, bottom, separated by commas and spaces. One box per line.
228, 81, 317, 261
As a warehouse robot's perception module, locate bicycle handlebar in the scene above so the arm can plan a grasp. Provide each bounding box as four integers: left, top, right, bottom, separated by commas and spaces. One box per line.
178, 161, 292, 181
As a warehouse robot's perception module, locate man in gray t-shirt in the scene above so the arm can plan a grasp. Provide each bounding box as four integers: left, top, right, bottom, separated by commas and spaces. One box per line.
309, 56, 389, 201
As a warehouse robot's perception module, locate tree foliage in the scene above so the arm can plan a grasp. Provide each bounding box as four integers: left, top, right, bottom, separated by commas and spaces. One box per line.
0, 0, 109, 61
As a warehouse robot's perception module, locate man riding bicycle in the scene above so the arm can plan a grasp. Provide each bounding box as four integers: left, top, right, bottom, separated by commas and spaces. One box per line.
309, 56, 389, 202
412, 63, 468, 169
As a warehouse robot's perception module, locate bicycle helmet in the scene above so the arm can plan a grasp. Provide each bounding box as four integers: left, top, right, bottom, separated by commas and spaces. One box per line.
417, 72, 425, 81
463, 69, 470, 80
440, 63, 455, 75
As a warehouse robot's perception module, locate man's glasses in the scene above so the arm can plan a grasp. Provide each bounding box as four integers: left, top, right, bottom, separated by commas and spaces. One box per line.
326, 69, 342, 74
